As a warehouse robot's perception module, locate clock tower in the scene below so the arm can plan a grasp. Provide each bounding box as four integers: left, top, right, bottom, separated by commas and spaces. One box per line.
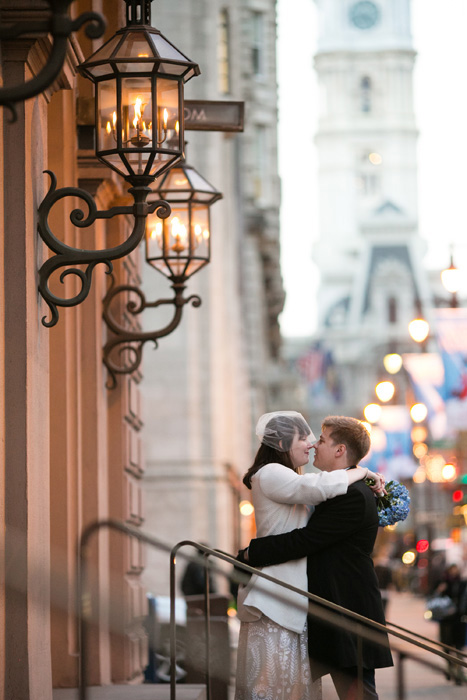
310, 0, 432, 414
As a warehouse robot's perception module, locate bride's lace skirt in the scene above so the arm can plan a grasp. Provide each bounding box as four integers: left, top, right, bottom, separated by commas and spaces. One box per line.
234, 615, 322, 700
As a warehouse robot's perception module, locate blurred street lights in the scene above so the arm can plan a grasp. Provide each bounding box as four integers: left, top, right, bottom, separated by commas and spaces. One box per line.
383, 353, 403, 374
410, 403, 428, 423
375, 380, 396, 402
441, 254, 461, 308
408, 317, 430, 345
363, 402, 382, 423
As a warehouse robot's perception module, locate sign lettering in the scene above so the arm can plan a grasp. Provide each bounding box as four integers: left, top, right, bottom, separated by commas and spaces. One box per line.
184, 100, 244, 132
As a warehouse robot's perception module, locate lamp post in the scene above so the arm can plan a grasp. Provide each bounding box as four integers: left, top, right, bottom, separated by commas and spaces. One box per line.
37, 0, 200, 327
441, 254, 461, 308
102, 156, 222, 388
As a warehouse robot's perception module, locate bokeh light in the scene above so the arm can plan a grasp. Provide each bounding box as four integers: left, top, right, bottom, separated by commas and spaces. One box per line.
412, 467, 426, 483
383, 353, 403, 374
416, 539, 429, 553
410, 403, 428, 423
369, 426, 387, 452
402, 550, 416, 565
424, 454, 446, 482
441, 264, 460, 294
239, 500, 254, 516
408, 318, 430, 343
413, 442, 428, 459
369, 152, 383, 165
375, 381, 395, 402
442, 463, 457, 481
411, 425, 428, 442
364, 403, 382, 423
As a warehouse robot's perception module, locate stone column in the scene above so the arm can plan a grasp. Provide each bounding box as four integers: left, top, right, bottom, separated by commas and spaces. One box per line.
2, 36, 52, 700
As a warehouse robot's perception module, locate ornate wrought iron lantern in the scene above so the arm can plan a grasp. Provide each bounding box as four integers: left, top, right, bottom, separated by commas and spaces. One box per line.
77, 0, 199, 184
102, 158, 222, 388
145, 157, 223, 279
37, 0, 200, 327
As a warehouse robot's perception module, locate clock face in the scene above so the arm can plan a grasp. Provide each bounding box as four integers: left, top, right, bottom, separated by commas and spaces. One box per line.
349, 1, 380, 30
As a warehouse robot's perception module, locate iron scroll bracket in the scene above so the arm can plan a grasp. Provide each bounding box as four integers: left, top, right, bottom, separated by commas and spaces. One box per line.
37, 170, 171, 328
102, 277, 201, 389
0, 0, 106, 121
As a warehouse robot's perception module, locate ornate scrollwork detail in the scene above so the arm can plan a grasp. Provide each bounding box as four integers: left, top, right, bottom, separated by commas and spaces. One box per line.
102, 276, 202, 389
0, 0, 106, 122
37, 170, 171, 327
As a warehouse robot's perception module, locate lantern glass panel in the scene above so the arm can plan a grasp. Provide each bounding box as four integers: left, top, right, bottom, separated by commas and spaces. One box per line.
83, 35, 121, 70
158, 62, 189, 77
98, 80, 118, 152
160, 168, 191, 201
190, 204, 210, 259
88, 64, 114, 78
186, 168, 218, 194
122, 77, 153, 146
156, 78, 180, 148
145, 213, 165, 263
149, 33, 191, 62
115, 32, 156, 67
119, 77, 152, 175
184, 258, 208, 277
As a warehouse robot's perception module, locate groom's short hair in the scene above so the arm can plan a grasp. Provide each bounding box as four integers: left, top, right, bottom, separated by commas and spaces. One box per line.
322, 415, 371, 465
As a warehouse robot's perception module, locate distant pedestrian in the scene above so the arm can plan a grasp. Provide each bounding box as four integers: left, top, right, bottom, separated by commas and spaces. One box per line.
374, 553, 393, 616
181, 546, 217, 596
433, 564, 467, 685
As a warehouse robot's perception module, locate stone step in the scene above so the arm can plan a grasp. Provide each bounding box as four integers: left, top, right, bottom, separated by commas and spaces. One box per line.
53, 684, 206, 700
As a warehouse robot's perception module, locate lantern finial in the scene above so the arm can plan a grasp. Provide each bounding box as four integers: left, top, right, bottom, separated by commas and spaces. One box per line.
125, 0, 154, 27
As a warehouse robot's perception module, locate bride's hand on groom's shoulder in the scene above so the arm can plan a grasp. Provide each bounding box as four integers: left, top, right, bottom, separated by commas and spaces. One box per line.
365, 471, 387, 496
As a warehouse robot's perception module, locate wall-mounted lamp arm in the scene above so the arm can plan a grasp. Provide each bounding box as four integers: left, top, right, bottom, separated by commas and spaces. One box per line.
37, 170, 170, 328
0, 1, 106, 121
102, 279, 201, 389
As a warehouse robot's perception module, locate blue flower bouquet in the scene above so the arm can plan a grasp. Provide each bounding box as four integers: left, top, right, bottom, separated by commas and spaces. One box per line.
366, 479, 411, 527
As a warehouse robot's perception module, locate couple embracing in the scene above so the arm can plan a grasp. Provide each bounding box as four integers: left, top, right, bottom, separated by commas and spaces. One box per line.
234, 412, 393, 700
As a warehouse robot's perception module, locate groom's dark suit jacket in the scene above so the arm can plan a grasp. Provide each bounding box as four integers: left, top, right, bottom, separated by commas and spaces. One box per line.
247, 479, 394, 675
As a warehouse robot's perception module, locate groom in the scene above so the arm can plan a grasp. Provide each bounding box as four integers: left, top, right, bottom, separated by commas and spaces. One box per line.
238, 415, 393, 700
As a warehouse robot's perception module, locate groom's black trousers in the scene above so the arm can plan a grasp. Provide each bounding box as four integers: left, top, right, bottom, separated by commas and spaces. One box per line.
329, 667, 378, 700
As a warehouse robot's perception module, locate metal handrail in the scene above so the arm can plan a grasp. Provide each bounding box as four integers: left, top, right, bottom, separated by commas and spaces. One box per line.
78, 520, 467, 700
171, 541, 467, 700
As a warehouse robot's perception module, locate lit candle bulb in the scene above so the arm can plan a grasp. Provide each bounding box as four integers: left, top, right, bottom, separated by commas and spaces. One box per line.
150, 222, 163, 245
194, 224, 202, 242
106, 111, 117, 136
133, 97, 143, 129
171, 217, 187, 252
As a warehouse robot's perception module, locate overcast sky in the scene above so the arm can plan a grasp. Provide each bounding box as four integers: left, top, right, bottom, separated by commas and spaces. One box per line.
278, 0, 467, 337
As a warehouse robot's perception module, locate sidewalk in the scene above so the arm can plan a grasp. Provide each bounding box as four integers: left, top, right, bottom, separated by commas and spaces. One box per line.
321, 591, 466, 699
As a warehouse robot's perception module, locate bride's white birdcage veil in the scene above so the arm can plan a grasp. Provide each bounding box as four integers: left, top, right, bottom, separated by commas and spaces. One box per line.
255, 411, 315, 452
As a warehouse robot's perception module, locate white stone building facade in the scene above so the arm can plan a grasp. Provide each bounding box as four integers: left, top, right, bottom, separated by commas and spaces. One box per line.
301, 0, 434, 423
141, 0, 285, 595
